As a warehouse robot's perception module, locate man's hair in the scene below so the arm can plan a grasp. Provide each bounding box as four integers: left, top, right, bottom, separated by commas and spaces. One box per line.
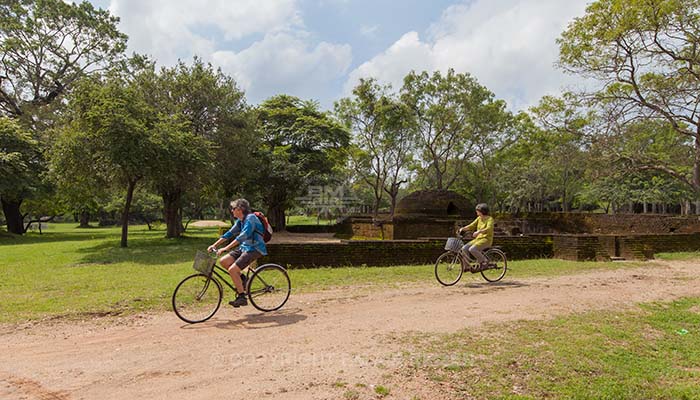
475, 203, 490, 215
230, 198, 251, 215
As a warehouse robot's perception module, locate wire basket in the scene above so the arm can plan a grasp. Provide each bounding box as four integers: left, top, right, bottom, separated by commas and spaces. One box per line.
192, 250, 215, 275
444, 237, 463, 252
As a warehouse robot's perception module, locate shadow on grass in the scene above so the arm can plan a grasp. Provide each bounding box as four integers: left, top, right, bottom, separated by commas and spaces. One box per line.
0, 225, 221, 246
74, 234, 215, 266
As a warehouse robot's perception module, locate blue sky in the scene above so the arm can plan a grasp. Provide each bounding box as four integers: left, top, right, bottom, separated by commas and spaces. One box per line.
86, 0, 590, 111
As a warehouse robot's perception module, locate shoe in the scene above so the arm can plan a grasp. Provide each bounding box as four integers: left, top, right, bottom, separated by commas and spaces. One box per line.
229, 294, 248, 307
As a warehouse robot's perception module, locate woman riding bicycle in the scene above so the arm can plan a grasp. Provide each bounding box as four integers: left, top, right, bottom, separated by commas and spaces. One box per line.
458, 203, 494, 270
207, 198, 267, 307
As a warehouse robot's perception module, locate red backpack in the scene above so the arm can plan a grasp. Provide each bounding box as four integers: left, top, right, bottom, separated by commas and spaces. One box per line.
253, 211, 273, 243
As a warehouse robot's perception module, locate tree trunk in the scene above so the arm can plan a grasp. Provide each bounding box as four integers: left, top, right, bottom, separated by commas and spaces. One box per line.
1, 198, 25, 234
268, 204, 286, 232
79, 211, 90, 228
163, 190, 184, 238
121, 180, 138, 248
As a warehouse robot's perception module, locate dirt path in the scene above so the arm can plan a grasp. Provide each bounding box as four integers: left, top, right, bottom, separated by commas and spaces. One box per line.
2, 260, 699, 399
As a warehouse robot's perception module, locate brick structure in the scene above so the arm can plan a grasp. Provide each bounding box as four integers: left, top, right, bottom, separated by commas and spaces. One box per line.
264, 235, 552, 269
260, 232, 700, 267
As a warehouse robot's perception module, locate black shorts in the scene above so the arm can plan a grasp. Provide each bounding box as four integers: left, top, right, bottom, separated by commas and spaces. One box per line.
228, 248, 262, 269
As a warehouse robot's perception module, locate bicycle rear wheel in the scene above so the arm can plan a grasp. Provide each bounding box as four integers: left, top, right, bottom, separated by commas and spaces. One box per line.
481, 248, 507, 282
247, 264, 291, 312
435, 251, 463, 286
172, 273, 223, 323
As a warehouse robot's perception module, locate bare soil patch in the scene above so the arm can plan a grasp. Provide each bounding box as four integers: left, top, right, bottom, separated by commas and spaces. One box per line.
1, 260, 699, 399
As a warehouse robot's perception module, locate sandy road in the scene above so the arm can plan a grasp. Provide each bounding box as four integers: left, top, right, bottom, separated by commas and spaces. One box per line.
1, 260, 699, 399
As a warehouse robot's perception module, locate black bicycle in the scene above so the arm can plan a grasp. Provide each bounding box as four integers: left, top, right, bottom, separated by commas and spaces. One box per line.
172, 251, 291, 323
435, 235, 508, 286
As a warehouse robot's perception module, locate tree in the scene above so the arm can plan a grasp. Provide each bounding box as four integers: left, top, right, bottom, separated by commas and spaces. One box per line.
143, 58, 251, 238
0, 117, 40, 233
335, 78, 415, 216
256, 95, 349, 230
558, 0, 700, 209
57, 73, 157, 247
400, 69, 507, 190
0, 0, 127, 233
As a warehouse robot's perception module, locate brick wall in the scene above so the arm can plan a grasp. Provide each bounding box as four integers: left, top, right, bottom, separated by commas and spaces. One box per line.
497, 213, 700, 235
261, 232, 700, 268
551, 233, 700, 261
264, 235, 553, 269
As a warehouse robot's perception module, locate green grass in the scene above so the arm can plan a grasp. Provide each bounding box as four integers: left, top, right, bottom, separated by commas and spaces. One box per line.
0, 223, 665, 323
286, 215, 336, 226
655, 251, 700, 261
402, 297, 700, 399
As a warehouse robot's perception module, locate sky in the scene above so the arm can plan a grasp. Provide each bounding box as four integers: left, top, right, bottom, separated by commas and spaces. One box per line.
85, 0, 591, 112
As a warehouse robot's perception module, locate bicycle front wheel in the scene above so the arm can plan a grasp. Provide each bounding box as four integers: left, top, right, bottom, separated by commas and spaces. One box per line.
481, 248, 507, 282
172, 273, 223, 323
435, 251, 463, 286
248, 264, 291, 312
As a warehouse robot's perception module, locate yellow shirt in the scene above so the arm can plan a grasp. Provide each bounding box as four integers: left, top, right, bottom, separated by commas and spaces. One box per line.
465, 216, 494, 247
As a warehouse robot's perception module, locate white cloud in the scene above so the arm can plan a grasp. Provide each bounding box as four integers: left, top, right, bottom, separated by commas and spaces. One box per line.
106, 0, 352, 104
344, 0, 590, 111
109, 0, 302, 65
360, 25, 379, 38
212, 32, 352, 103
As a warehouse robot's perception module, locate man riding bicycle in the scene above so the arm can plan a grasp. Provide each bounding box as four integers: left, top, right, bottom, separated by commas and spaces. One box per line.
207, 198, 267, 307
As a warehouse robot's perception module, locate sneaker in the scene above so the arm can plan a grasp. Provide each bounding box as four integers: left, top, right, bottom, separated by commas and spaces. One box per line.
229, 294, 248, 308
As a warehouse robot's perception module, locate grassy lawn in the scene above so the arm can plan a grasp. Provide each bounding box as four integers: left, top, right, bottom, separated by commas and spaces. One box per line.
0, 223, 667, 323
286, 215, 336, 226
402, 297, 700, 399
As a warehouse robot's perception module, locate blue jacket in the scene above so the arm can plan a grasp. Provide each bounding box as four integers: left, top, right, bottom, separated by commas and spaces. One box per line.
220, 213, 268, 256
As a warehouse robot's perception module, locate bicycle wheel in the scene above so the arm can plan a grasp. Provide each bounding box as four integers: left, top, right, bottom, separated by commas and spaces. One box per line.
435, 251, 463, 286
247, 264, 291, 312
172, 273, 223, 323
481, 248, 508, 282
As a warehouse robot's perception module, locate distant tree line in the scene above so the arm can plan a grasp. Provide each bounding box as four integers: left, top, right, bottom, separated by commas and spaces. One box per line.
2, 0, 700, 246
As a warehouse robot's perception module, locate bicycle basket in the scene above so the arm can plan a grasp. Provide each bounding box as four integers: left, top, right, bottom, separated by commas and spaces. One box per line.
192, 250, 215, 275
444, 237, 463, 252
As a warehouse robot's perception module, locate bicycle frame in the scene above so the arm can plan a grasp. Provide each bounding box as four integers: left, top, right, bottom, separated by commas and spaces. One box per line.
206, 263, 279, 299
208, 264, 247, 294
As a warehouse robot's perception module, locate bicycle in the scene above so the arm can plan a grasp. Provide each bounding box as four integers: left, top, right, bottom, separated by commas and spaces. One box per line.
434, 234, 508, 286
172, 250, 291, 324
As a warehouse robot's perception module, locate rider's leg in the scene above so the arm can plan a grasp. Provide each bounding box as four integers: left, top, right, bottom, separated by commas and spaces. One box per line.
221, 250, 245, 293
228, 251, 262, 306
468, 244, 488, 266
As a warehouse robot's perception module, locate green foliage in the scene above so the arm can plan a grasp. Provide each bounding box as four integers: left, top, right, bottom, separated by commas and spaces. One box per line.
255, 95, 350, 228
401, 69, 512, 191
0, 0, 127, 123
0, 117, 40, 201
558, 0, 700, 198
335, 78, 415, 215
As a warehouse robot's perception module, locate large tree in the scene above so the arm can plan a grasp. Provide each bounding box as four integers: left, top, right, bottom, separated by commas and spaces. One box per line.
0, 117, 40, 233
144, 58, 251, 238
335, 78, 415, 216
558, 0, 700, 209
400, 69, 508, 190
256, 95, 349, 230
0, 0, 127, 233
56, 73, 157, 247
